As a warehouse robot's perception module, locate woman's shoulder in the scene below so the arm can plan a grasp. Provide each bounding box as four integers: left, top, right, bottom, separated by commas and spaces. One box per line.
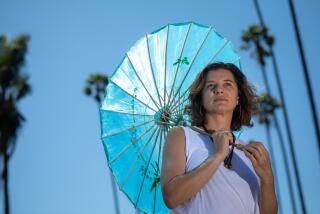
167, 126, 203, 142
168, 125, 197, 135
166, 126, 186, 143
168, 126, 185, 135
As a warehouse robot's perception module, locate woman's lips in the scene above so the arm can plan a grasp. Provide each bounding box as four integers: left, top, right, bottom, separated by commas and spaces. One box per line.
214, 98, 228, 102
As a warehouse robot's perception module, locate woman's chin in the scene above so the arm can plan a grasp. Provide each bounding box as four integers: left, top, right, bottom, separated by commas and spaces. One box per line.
209, 109, 233, 115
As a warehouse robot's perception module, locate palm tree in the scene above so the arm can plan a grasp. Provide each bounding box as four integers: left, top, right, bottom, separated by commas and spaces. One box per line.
0, 34, 31, 214
84, 74, 109, 104
241, 25, 300, 213
83, 74, 121, 214
286, 0, 320, 153
251, 1, 309, 212
253, 93, 283, 214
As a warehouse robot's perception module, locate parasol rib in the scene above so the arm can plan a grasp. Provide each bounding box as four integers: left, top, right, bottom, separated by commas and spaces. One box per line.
135, 128, 162, 207
120, 127, 159, 190
152, 127, 167, 213
163, 25, 170, 105
166, 23, 192, 108
146, 34, 164, 107
109, 79, 158, 113
126, 53, 162, 111
109, 124, 156, 164
101, 109, 153, 117
101, 119, 155, 139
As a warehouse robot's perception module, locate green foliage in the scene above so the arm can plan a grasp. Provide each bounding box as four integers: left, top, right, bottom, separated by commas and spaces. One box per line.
150, 161, 160, 192
83, 73, 108, 104
173, 57, 189, 66
241, 25, 275, 66
254, 93, 281, 125
0, 34, 31, 155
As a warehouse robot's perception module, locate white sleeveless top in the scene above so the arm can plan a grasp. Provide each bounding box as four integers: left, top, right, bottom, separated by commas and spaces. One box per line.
170, 126, 261, 214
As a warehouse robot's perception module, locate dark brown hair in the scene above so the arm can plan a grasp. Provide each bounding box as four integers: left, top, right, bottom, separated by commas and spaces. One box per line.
186, 62, 256, 131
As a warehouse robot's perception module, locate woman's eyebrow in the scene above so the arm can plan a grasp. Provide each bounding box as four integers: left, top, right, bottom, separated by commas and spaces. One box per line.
224, 79, 235, 83
206, 79, 235, 83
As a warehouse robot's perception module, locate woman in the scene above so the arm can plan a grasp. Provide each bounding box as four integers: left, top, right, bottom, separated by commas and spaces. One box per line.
160, 62, 278, 214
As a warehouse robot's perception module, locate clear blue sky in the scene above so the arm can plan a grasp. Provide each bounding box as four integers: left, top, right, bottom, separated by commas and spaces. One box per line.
1, 0, 319, 213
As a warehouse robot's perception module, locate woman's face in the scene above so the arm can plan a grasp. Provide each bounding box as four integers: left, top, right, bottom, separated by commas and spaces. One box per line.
201, 69, 239, 115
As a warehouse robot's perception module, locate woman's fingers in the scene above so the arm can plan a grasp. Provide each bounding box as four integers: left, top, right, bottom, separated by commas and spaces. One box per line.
250, 142, 266, 155
243, 149, 258, 167
243, 146, 260, 158
240, 142, 275, 181
242, 142, 272, 169
210, 130, 234, 158
234, 144, 245, 149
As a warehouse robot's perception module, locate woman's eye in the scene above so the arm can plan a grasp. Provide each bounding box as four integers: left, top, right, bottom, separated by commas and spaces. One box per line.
207, 84, 215, 89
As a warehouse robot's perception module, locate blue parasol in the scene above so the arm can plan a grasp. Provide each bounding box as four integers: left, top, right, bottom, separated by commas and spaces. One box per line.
100, 22, 241, 214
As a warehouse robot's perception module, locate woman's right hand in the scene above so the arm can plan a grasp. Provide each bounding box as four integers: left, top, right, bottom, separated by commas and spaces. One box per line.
211, 130, 233, 159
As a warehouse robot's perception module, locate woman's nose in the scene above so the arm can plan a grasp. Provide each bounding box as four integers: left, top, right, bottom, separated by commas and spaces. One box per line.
212, 86, 223, 94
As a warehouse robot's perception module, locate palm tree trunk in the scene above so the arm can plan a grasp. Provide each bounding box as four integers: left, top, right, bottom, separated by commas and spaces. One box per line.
3, 151, 10, 214
260, 65, 298, 213
253, 1, 307, 213
109, 172, 120, 214
265, 122, 284, 214
270, 53, 306, 213
287, 0, 320, 154
1, 132, 11, 214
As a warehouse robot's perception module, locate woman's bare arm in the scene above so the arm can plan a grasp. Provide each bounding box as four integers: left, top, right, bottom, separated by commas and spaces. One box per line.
160, 127, 227, 209
242, 142, 278, 214
259, 180, 278, 214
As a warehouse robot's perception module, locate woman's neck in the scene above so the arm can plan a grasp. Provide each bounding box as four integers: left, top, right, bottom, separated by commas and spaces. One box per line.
203, 112, 232, 131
